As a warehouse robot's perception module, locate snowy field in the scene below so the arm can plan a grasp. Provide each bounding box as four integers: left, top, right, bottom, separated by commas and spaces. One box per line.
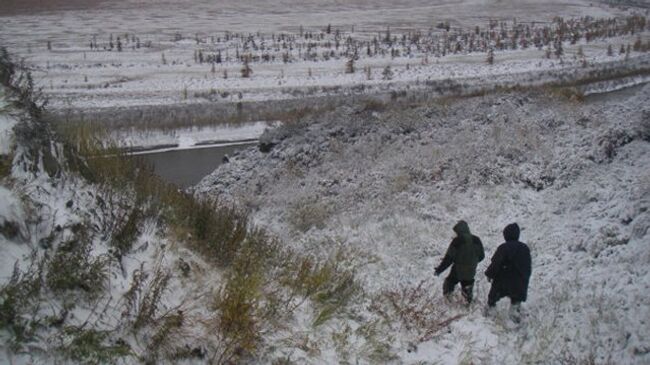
1, 0, 648, 115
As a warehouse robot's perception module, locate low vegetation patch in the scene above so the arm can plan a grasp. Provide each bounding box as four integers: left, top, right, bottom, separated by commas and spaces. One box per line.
287, 197, 333, 233
46, 234, 109, 301
0, 153, 12, 179
59, 326, 132, 365
0, 258, 44, 352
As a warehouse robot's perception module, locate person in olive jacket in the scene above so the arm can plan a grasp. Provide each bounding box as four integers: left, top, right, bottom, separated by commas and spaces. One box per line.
485, 223, 532, 317
434, 220, 485, 305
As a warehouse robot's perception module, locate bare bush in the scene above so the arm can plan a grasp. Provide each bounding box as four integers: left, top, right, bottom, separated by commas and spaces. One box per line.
370, 279, 464, 343
287, 197, 332, 233
279, 251, 360, 326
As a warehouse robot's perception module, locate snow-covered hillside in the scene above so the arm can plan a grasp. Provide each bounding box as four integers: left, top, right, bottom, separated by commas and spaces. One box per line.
0, 54, 219, 364
196, 84, 650, 363
1, 50, 368, 365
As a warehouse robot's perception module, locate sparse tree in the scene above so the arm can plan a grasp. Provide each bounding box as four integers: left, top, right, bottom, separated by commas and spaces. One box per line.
633, 36, 642, 51
554, 39, 563, 58
607, 44, 613, 56
486, 48, 495, 64
384, 26, 391, 44
345, 57, 355, 74
47, 40, 52, 51
241, 56, 252, 78
162, 52, 167, 65
365, 66, 372, 80
382, 65, 393, 80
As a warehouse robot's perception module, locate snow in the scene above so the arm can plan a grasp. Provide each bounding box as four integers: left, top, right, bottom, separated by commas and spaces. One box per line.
0, 0, 645, 112
113, 120, 281, 152
0, 186, 31, 280
0, 75, 227, 364
17, 40, 650, 111
195, 83, 650, 363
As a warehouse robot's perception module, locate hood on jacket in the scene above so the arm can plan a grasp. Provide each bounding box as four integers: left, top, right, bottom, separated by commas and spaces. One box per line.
453, 220, 471, 235
503, 223, 520, 241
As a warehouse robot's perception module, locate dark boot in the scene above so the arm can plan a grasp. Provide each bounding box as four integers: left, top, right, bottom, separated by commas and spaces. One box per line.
461, 282, 474, 305
443, 273, 458, 299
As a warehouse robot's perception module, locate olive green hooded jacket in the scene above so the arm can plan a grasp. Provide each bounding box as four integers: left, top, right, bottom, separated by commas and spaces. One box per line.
435, 221, 485, 281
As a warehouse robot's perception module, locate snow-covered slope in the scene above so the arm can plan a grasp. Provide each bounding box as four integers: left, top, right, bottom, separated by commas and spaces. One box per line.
0, 53, 251, 365
197, 84, 650, 363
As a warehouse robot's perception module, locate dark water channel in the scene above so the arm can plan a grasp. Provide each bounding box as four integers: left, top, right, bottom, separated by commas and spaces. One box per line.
135, 142, 256, 188
584, 81, 648, 103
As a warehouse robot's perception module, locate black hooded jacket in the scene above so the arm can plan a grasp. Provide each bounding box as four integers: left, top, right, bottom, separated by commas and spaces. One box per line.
485, 223, 532, 302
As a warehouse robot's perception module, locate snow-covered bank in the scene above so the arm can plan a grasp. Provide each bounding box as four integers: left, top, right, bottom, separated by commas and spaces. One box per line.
196, 84, 650, 363
128, 139, 255, 156
582, 75, 650, 96
112, 120, 281, 153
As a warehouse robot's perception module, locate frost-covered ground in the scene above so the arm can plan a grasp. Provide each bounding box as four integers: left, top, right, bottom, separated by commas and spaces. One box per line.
0, 0, 647, 112
196, 84, 650, 363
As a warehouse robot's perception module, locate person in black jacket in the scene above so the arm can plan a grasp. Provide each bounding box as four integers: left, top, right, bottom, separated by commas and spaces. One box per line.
484, 223, 532, 319
434, 220, 485, 305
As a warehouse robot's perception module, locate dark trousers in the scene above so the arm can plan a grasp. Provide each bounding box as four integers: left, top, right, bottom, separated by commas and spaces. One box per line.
443, 272, 474, 304
487, 283, 522, 307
